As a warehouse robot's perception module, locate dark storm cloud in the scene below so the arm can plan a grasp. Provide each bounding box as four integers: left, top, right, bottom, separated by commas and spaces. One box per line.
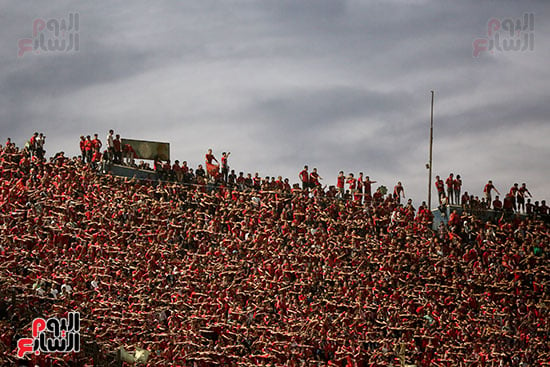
252, 87, 415, 130
438, 94, 550, 135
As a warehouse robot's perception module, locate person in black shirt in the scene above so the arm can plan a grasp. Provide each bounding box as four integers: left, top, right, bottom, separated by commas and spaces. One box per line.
221, 152, 231, 183
195, 164, 205, 178
227, 169, 237, 187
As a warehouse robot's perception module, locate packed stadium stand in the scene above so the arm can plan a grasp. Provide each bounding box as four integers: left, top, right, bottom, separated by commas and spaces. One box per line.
0, 140, 548, 366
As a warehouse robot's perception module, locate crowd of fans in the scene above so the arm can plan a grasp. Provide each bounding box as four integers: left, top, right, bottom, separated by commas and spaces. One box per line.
71, 131, 548, 218
0, 135, 548, 366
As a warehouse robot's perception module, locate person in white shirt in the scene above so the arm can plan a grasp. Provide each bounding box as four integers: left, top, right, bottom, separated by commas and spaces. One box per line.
107, 129, 115, 162
107, 130, 114, 150
36, 133, 46, 159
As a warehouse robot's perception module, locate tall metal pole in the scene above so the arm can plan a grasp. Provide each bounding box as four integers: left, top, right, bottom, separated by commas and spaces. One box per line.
428, 91, 434, 211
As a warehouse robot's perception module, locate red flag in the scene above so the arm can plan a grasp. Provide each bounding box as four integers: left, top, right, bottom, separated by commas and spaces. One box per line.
206, 162, 219, 177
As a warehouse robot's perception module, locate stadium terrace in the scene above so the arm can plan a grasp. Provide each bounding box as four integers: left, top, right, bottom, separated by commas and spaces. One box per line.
0, 133, 548, 366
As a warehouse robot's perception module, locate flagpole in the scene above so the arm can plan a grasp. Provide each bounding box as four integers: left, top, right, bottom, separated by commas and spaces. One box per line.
428, 90, 434, 211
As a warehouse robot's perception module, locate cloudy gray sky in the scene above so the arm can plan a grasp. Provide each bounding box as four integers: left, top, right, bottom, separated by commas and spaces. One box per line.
1, 0, 549, 206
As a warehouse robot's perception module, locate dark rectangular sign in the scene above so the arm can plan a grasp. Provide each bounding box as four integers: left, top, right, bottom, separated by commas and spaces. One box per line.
121, 138, 170, 161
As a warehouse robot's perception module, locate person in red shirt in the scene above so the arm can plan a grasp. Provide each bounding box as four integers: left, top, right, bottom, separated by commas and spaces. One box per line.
84, 135, 93, 164
509, 183, 519, 198
445, 173, 455, 204
483, 180, 500, 209
393, 181, 405, 204
28, 132, 38, 156
435, 176, 445, 204
356, 172, 364, 203
309, 168, 322, 188
181, 160, 189, 177
122, 143, 136, 165
299, 165, 309, 190
172, 160, 182, 182
283, 178, 291, 192
236, 172, 245, 189
449, 209, 461, 227
92, 133, 102, 151
336, 171, 345, 198
346, 173, 357, 199
502, 193, 514, 213
79, 136, 86, 162
205, 149, 219, 179
19, 155, 30, 173
363, 176, 377, 203
507, 184, 519, 212
91, 148, 102, 171
113, 134, 122, 164
273, 176, 283, 191
205, 148, 217, 165
370, 186, 382, 204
